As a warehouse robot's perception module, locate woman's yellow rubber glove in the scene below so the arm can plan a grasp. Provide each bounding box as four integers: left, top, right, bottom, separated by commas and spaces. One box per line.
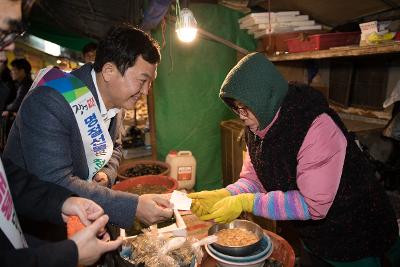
199, 193, 255, 224
188, 189, 231, 217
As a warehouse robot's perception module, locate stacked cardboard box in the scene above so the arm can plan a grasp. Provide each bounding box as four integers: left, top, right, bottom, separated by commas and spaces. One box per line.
239, 11, 322, 39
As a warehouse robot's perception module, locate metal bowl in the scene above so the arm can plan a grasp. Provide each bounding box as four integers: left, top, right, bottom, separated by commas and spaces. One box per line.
208, 219, 264, 256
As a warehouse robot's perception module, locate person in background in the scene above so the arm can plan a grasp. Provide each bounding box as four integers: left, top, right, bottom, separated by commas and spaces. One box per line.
189, 53, 400, 267
81, 42, 97, 63
1, 58, 32, 151
3, 58, 33, 116
2, 58, 32, 116
0, 54, 14, 108
4, 24, 173, 231
0, 52, 14, 151
0, 1, 122, 266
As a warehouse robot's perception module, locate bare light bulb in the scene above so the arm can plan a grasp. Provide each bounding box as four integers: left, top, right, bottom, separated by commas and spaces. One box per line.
176, 8, 197, 43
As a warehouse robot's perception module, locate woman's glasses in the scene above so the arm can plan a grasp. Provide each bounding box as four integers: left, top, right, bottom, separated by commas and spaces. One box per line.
232, 105, 248, 117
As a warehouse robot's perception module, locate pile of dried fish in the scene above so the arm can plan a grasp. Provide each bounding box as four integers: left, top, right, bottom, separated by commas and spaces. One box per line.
123, 229, 195, 267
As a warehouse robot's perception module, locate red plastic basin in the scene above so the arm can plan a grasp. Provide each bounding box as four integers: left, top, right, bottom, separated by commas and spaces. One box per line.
112, 175, 178, 194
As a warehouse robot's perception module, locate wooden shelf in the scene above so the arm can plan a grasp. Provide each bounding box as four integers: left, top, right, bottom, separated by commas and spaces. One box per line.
267, 43, 400, 62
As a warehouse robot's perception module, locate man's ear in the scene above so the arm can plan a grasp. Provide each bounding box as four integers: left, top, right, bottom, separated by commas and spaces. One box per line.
101, 62, 117, 82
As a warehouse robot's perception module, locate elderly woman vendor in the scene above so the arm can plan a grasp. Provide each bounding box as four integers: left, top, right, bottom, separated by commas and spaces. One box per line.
189, 53, 400, 267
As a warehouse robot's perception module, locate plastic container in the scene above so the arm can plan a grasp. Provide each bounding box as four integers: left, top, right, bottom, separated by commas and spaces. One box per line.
261, 30, 324, 55
112, 175, 178, 194
287, 32, 361, 53
166, 150, 196, 190
395, 32, 400, 42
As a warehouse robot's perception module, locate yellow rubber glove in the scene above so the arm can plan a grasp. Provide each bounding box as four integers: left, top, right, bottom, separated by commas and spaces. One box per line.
188, 189, 231, 217
199, 193, 255, 224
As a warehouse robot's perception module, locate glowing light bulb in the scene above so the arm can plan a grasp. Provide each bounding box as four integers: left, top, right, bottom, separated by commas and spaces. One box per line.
176, 8, 197, 43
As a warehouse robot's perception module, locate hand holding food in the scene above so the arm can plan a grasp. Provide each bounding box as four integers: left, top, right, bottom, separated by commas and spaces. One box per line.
188, 189, 231, 217
70, 215, 122, 265
61, 196, 104, 225
200, 193, 255, 223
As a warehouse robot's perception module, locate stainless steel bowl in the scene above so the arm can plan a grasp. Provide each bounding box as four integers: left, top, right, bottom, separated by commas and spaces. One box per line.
208, 219, 264, 257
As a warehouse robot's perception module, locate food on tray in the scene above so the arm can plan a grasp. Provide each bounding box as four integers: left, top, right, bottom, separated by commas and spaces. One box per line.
126, 184, 168, 195
125, 229, 195, 267
215, 228, 259, 247
123, 164, 167, 177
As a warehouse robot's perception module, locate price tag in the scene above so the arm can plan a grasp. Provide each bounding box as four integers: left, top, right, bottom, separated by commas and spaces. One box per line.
170, 190, 192, 211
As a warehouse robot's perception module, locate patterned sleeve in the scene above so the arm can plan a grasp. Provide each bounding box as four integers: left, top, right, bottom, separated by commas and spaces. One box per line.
226, 148, 311, 220
249, 114, 346, 221
226, 149, 267, 195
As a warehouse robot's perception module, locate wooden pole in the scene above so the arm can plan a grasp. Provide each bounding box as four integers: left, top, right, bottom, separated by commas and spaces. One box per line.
148, 87, 157, 160
197, 28, 249, 55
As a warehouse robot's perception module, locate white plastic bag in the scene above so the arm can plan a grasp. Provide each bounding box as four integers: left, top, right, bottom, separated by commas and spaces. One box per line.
383, 80, 400, 108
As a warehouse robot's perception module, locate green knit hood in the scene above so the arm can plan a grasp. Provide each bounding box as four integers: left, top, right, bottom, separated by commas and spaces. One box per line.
219, 52, 288, 129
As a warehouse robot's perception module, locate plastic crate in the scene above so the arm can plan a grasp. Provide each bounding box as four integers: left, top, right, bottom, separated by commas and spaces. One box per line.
287, 32, 361, 53
395, 32, 400, 41
260, 30, 325, 55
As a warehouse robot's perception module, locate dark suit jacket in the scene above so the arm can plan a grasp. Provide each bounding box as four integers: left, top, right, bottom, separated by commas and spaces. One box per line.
0, 157, 78, 267
0, 81, 10, 112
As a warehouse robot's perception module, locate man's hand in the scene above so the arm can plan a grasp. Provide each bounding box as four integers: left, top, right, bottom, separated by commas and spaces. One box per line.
61, 197, 104, 226
93, 172, 109, 187
70, 215, 122, 266
136, 194, 173, 226
2, 111, 9, 117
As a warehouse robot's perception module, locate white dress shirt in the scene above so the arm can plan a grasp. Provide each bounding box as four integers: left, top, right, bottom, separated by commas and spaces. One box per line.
91, 69, 120, 129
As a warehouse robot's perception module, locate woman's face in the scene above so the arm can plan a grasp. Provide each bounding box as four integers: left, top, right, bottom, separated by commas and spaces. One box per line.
232, 101, 260, 133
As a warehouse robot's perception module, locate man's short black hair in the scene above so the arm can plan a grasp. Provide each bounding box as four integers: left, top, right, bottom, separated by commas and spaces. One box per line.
11, 58, 31, 76
81, 42, 97, 55
93, 24, 161, 75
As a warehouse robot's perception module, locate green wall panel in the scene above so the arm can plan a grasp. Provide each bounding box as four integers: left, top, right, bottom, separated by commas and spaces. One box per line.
152, 4, 255, 190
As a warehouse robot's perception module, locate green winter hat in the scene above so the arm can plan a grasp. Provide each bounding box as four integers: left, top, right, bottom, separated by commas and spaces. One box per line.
220, 52, 288, 129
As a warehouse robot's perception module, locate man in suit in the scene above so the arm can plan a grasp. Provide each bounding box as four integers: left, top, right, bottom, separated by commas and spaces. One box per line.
0, 157, 122, 267
4, 24, 173, 230
0, 1, 122, 266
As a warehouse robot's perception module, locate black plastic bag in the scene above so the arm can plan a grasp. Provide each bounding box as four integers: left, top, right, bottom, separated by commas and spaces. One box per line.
101, 225, 137, 267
